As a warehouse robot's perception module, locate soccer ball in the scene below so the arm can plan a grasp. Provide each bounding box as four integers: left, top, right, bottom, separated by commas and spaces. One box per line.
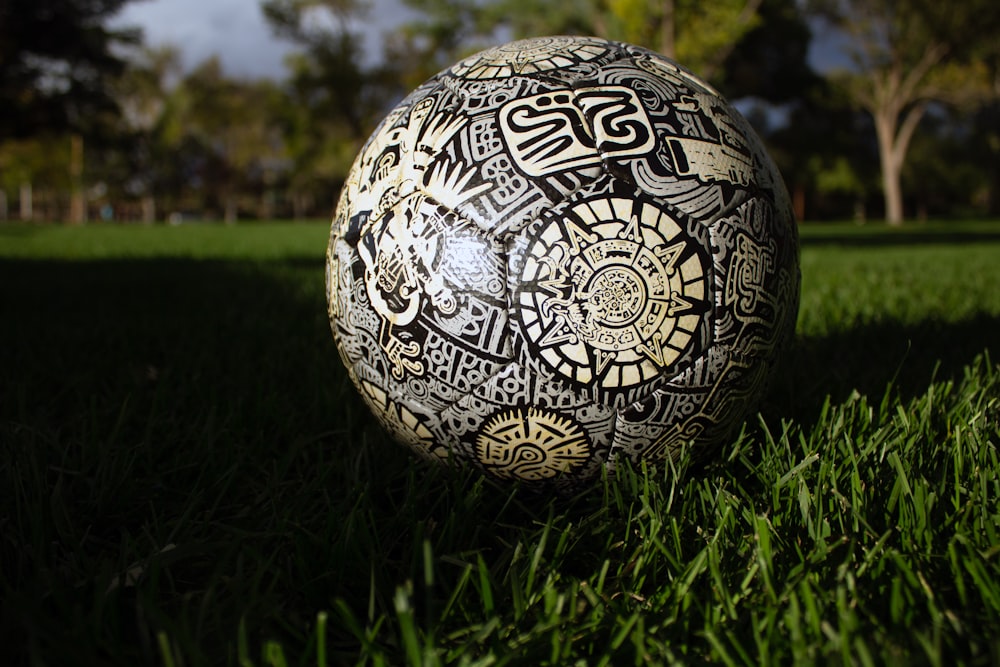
326, 36, 799, 488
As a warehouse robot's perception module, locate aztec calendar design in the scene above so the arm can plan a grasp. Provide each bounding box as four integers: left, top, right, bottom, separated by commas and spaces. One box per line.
327, 36, 800, 489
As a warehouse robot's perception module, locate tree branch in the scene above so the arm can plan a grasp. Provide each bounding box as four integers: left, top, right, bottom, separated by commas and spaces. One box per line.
892, 98, 929, 169
896, 41, 949, 106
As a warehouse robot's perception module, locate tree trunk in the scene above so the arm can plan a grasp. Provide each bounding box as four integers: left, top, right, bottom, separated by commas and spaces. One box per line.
224, 195, 237, 224
0, 189, 7, 221
292, 191, 305, 221
873, 101, 927, 227
792, 183, 805, 222
141, 195, 156, 224
660, 0, 675, 59
880, 145, 904, 226
69, 133, 86, 225
20, 181, 32, 221
872, 108, 904, 225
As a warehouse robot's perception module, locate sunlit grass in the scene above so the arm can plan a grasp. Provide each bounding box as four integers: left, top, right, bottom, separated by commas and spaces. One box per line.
0, 220, 330, 260
1, 220, 998, 665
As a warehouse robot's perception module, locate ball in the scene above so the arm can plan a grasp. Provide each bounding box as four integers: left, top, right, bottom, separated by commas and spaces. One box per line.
326, 36, 799, 488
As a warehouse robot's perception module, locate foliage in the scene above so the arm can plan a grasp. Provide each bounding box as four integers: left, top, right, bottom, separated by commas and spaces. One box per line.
1, 221, 999, 665
385, 0, 501, 90
262, 0, 403, 215
169, 59, 289, 222
397, 0, 771, 84
0, 136, 72, 199
131, 51, 195, 219
902, 110, 994, 219
605, 0, 763, 80
718, 0, 819, 103
0, 0, 141, 137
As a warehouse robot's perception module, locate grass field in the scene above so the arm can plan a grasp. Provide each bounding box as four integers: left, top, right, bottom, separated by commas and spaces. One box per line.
1, 220, 998, 666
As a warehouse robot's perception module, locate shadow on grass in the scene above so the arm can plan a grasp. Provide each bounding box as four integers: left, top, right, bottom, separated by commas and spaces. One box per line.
0, 257, 357, 665
764, 313, 998, 427
0, 257, 340, 435
1, 256, 996, 664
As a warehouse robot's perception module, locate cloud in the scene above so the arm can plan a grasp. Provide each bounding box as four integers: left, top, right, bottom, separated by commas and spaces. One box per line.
114, 0, 296, 79
113, 0, 421, 80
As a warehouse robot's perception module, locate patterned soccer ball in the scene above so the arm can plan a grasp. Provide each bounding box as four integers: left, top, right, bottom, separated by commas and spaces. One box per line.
326, 36, 799, 488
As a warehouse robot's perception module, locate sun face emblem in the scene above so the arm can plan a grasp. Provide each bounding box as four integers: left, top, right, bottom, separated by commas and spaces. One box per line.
475, 407, 592, 480
517, 195, 711, 396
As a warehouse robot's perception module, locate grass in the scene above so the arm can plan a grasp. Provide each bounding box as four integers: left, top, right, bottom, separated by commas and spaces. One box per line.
1, 219, 998, 665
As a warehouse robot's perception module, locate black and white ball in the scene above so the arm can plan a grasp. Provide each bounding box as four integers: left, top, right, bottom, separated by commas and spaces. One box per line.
326, 36, 799, 488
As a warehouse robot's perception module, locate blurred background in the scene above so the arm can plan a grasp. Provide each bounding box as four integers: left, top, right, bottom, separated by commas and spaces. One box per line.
1, 0, 998, 226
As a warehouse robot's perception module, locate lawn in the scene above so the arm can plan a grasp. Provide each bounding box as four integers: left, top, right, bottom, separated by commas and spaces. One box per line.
1, 220, 998, 666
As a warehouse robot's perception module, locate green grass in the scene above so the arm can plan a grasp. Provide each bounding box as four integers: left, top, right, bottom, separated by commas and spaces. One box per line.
0, 221, 331, 260
1, 220, 998, 666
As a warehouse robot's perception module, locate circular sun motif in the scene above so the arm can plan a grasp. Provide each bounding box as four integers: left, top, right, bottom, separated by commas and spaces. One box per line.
474, 407, 591, 480
516, 195, 711, 393
588, 266, 646, 326
450, 36, 611, 80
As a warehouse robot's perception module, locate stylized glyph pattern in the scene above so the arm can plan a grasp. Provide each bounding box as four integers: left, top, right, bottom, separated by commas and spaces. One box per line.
327, 36, 800, 489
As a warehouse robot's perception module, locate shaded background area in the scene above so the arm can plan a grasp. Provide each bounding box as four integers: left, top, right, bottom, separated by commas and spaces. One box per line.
2, 0, 999, 225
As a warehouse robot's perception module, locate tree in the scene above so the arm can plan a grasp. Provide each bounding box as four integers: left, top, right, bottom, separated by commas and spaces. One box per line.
111, 46, 183, 222
384, 0, 497, 89
903, 109, 995, 219
0, 0, 140, 137
262, 0, 399, 216
397, 0, 768, 85
811, 0, 1000, 224
719, 0, 820, 104
1, 0, 143, 223
767, 95, 878, 221
605, 0, 764, 81
0, 135, 72, 220
170, 58, 287, 222
969, 101, 1000, 216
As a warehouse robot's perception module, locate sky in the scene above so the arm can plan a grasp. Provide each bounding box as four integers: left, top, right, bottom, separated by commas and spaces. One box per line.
111, 0, 419, 80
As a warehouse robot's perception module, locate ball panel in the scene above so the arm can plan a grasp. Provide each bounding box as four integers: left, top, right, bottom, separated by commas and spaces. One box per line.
448, 36, 623, 82
710, 196, 800, 360
606, 343, 769, 467
426, 76, 610, 238
330, 192, 516, 419
327, 237, 384, 373
355, 375, 450, 462
474, 407, 593, 481
438, 361, 616, 484
570, 49, 778, 225
342, 69, 613, 242
333, 80, 455, 246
